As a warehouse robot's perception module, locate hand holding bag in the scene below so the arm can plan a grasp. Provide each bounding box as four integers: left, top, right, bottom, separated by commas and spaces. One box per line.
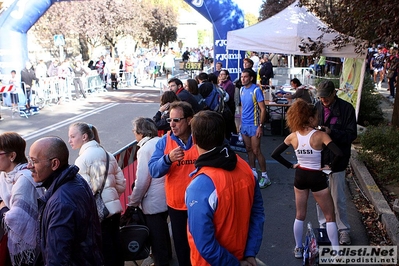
95, 148, 110, 222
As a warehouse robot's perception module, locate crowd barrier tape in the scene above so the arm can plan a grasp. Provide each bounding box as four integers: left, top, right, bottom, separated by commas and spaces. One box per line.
112, 140, 139, 212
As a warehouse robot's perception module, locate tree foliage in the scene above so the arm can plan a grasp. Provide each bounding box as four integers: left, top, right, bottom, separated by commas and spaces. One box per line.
144, 5, 178, 51
31, 0, 178, 59
259, 0, 295, 21
245, 13, 259, 27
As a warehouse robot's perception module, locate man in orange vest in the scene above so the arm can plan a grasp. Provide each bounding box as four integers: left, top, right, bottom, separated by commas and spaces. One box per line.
186, 110, 265, 266
149, 101, 198, 266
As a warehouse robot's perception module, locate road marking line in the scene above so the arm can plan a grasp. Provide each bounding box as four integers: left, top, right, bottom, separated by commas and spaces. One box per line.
23, 103, 119, 140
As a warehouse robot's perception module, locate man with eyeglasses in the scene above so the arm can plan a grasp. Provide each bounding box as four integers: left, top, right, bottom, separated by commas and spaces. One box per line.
315, 80, 357, 245
28, 137, 103, 265
149, 101, 198, 266
240, 68, 271, 189
168, 77, 201, 113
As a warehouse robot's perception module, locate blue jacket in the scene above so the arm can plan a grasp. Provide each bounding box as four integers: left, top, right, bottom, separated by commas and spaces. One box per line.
35, 165, 103, 266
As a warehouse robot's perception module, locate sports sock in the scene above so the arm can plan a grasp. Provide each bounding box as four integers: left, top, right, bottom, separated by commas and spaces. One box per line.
293, 219, 304, 248
326, 222, 339, 248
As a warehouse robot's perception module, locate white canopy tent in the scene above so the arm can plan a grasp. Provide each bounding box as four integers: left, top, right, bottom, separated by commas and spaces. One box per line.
226, 1, 364, 58
226, 1, 367, 119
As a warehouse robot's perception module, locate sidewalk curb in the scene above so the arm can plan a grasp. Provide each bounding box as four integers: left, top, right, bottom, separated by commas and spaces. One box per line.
350, 148, 399, 245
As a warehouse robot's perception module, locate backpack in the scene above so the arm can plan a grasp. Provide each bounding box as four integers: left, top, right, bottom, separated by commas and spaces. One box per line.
119, 207, 150, 261
209, 86, 227, 113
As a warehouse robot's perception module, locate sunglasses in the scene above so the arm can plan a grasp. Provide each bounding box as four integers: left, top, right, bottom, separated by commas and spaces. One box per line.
166, 117, 186, 123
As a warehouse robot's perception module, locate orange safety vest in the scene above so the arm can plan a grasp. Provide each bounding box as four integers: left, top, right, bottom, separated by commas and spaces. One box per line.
188, 156, 255, 266
164, 133, 199, 210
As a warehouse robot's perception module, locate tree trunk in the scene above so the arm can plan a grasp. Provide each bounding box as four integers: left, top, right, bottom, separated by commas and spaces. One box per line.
392, 81, 399, 126
79, 33, 90, 61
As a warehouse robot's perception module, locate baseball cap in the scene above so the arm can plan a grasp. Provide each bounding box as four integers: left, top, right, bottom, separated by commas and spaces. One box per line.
317, 81, 335, 97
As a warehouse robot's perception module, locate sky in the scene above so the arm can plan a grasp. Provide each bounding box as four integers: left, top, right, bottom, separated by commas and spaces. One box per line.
234, 0, 263, 15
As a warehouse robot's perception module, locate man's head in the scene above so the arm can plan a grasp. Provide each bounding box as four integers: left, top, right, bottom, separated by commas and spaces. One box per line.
25, 61, 32, 70
28, 137, 69, 183
215, 62, 223, 71
168, 78, 183, 93
191, 110, 225, 151
243, 58, 254, 69
168, 102, 194, 139
196, 72, 209, 84
290, 78, 302, 88
317, 80, 336, 107
241, 69, 255, 87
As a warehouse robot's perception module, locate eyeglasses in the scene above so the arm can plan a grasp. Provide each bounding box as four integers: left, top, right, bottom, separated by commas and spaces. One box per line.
166, 117, 186, 123
0, 152, 9, 156
27, 156, 56, 167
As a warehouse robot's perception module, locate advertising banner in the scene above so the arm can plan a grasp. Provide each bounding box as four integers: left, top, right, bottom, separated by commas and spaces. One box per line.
184, 0, 244, 81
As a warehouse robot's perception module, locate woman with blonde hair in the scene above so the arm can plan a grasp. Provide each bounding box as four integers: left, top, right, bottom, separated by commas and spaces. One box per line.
68, 122, 126, 266
0, 132, 44, 265
271, 99, 342, 259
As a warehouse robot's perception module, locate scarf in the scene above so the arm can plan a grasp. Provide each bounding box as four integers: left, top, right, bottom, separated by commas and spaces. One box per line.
0, 163, 44, 266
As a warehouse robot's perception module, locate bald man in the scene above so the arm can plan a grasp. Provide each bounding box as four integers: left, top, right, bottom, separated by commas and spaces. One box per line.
28, 137, 103, 265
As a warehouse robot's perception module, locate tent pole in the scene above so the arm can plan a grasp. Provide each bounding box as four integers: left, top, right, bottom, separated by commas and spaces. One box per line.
355, 58, 366, 122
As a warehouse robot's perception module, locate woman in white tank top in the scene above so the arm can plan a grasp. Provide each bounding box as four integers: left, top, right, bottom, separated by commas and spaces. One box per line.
271, 99, 343, 259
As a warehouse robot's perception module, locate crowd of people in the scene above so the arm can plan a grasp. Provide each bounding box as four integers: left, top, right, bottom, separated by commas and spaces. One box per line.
367, 43, 399, 99
0, 44, 362, 265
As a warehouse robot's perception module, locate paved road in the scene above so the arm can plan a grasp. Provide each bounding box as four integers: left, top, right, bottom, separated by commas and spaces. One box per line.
0, 77, 371, 266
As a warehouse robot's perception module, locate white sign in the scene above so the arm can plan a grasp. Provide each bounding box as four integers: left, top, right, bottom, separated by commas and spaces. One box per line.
54, 35, 65, 46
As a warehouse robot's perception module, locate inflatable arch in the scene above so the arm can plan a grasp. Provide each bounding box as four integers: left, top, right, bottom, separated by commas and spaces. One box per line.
0, 0, 244, 80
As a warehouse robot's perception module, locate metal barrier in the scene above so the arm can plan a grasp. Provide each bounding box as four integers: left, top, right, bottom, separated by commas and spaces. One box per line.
29, 74, 105, 108
112, 140, 139, 211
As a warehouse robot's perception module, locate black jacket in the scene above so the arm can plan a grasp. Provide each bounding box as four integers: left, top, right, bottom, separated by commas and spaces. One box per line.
21, 68, 39, 88
315, 97, 357, 172
35, 165, 103, 265
259, 61, 273, 85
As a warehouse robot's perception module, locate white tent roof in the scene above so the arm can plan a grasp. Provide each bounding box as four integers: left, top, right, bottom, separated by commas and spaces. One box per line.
226, 1, 365, 58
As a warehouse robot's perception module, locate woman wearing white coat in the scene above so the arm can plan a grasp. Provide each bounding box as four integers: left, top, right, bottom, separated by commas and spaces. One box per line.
68, 122, 126, 266
129, 117, 172, 266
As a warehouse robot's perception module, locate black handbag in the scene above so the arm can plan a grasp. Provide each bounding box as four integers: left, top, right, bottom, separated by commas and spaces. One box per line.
94, 148, 110, 222
120, 206, 150, 261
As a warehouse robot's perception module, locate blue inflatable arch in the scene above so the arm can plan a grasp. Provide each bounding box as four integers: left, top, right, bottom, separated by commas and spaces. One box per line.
0, 0, 244, 80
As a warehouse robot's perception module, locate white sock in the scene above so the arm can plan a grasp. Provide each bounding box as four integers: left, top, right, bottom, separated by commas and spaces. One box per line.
262, 172, 268, 177
326, 222, 339, 248
293, 219, 304, 248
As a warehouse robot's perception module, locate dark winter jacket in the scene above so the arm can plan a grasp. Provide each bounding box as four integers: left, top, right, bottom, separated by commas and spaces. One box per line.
315, 97, 357, 172
35, 165, 103, 266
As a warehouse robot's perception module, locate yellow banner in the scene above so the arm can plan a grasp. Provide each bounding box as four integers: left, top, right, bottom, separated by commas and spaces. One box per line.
338, 58, 364, 108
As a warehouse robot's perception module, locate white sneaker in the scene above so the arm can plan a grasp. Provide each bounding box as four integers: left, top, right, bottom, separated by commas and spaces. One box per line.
259, 174, 271, 188
294, 247, 303, 259
252, 169, 258, 179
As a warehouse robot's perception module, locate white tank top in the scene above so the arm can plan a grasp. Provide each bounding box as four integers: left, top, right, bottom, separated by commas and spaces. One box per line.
295, 129, 321, 170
